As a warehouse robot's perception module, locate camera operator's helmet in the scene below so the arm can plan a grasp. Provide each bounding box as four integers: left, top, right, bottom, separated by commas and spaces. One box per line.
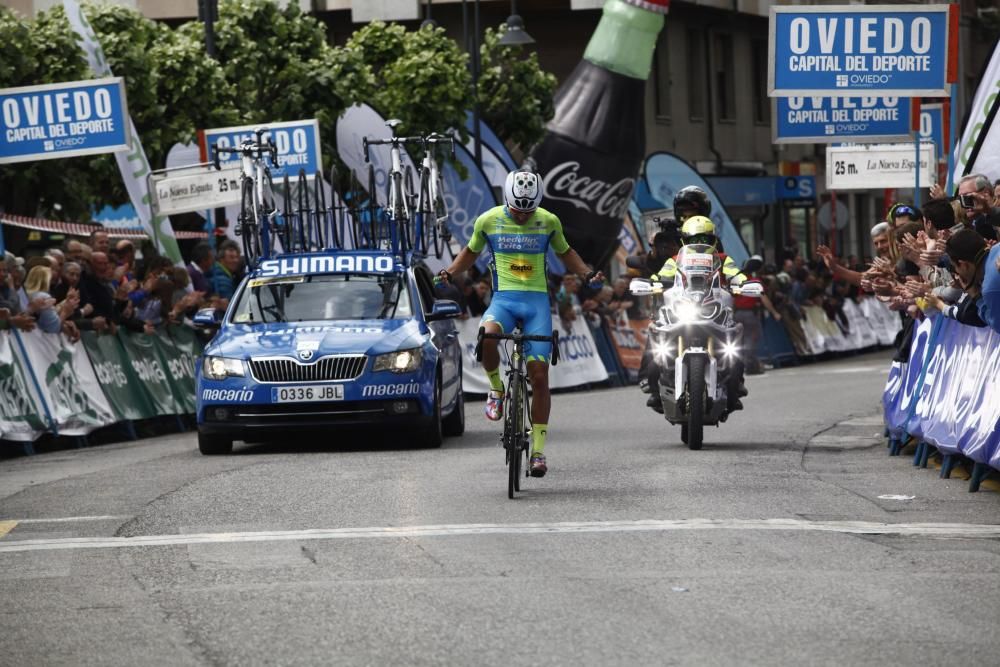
680, 216, 718, 248
504, 169, 543, 212
673, 186, 711, 220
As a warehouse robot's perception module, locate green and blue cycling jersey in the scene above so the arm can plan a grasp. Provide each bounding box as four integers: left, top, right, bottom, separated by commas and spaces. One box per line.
468, 205, 570, 362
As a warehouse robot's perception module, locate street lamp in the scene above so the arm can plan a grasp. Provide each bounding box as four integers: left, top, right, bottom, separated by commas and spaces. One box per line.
421, 0, 437, 29
498, 1, 534, 46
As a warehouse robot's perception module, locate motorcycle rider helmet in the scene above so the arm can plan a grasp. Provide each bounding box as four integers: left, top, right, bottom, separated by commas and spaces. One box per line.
680, 216, 718, 248
504, 168, 543, 212
673, 186, 711, 221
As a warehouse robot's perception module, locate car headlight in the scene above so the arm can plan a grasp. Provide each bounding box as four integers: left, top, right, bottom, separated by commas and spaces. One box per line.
674, 300, 699, 324
202, 355, 245, 380
373, 348, 423, 373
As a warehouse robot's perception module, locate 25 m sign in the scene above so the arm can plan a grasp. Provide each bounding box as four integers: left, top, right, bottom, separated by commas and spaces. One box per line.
768, 5, 957, 97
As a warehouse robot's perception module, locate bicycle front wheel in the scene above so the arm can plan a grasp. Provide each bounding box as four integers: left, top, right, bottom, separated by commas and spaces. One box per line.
507, 376, 523, 499
239, 178, 259, 265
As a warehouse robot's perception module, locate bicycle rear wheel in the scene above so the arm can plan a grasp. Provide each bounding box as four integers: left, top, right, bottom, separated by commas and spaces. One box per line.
296, 169, 310, 251
432, 174, 448, 258
239, 179, 259, 265
418, 169, 438, 257
313, 170, 326, 250
276, 174, 293, 253
367, 163, 380, 248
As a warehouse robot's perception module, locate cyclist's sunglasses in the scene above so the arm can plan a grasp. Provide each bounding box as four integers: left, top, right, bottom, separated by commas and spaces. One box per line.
685, 234, 716, 246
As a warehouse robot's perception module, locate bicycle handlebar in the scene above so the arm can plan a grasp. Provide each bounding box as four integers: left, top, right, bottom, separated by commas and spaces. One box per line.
212, 140, 278, 171
362, 135, 424, 163
475, 327, 560, 366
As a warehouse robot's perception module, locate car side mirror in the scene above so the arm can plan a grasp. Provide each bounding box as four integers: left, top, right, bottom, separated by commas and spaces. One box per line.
426, 300, 461, 321
193, 307, 223, 328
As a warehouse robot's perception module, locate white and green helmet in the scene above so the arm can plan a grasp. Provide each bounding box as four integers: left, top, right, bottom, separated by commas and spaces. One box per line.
504, 169, 543, 212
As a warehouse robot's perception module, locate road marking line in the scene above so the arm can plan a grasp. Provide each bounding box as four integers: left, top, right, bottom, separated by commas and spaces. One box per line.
0, 521, 17, 539
0, 518, 997, 554
6, 515, 131, 524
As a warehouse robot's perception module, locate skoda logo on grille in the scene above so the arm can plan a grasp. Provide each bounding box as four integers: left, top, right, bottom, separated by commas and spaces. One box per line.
298, 349, 314, 361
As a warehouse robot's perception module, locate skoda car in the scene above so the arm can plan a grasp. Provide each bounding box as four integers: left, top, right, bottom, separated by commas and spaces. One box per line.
194, 250, 464, 454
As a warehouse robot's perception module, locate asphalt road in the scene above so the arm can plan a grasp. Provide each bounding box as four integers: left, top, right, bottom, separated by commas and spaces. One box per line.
1, 350, 998, 666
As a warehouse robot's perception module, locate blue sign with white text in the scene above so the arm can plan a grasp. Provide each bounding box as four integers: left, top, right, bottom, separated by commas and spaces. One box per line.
769, 6, 952, 97
775, 176, 816, 202
775, 96, 912, 143
919, 104, 945, 163
201, 119, 322, 180
0, 78, 131, 164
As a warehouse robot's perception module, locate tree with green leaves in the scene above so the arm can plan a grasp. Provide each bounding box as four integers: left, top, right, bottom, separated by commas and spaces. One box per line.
477, 23, 557, 156
347, 21, 472, 140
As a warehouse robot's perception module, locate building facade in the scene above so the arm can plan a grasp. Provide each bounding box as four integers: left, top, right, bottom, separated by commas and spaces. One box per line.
2, 0, 994, 263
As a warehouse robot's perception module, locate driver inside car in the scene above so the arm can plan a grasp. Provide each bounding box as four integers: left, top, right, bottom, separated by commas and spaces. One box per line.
644, 215, 749, 414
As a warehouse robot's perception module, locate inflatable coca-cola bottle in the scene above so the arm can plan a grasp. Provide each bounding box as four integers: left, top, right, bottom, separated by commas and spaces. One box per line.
528, 0, 668, 269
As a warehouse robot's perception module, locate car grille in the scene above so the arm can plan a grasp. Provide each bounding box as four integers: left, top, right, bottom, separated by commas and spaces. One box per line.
248, 355, 367, 383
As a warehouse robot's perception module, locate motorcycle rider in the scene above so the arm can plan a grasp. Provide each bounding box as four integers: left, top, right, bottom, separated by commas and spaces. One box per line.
644, 215, 749, 413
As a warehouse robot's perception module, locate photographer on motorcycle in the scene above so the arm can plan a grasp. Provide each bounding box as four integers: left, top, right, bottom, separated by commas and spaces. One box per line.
644, 215, 749, 413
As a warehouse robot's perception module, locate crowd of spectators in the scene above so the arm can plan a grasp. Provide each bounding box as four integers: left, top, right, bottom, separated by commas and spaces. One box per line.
0, 229, 249, 341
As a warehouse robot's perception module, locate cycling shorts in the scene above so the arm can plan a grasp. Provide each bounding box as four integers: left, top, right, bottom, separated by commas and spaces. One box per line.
481, 291, 553, 363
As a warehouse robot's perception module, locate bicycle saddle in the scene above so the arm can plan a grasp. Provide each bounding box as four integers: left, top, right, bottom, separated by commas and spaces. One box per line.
385, 119, 403, 129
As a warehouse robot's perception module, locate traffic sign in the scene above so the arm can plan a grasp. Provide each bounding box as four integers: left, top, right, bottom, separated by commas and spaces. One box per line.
769, 5, 954, 97
200, 119, 322, 181
0, 78, 131, 164
818, 198, 849, 230
774, 96, 912, 144
826, 143, 936, 190
919, 103, 946, 163
150, 164, 242, 216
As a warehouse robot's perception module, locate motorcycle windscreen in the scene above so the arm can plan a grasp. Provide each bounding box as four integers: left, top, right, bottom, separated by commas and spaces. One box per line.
675, 244, 720, 298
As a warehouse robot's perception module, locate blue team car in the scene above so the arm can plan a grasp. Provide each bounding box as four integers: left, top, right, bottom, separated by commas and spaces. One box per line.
194, 250, 465, 454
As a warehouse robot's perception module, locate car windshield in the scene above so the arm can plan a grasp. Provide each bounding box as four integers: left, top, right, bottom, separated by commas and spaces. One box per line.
230, 273, 411, 324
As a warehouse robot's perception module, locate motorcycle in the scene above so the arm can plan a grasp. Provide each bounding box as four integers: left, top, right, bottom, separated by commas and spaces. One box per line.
630, 244, 764, 450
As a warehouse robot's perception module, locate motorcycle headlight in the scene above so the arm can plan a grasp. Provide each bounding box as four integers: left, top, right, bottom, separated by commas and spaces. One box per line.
721, 341, 740, 358
674, 300, 699, 324
374, 348, 423, 373
202, 355, 245, 380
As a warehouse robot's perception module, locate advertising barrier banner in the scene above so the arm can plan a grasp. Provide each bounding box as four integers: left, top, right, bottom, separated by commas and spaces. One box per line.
16, 330, 116, 436
81, 331, 155, 421
456, 314, 608, 394
0, 332, 48, 441
769, 5, 953, 97
606, 316, 649, 376
117, 330, 185, 416
0, 78, 131, 164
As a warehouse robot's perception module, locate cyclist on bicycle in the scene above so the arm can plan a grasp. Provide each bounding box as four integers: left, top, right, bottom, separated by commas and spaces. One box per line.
437, 168, 603, 477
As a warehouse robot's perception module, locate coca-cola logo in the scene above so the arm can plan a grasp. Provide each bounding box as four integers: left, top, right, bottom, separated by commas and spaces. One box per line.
543, 161, 635, 219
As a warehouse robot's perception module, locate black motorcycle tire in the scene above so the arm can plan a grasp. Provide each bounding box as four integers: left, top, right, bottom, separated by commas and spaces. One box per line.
686, 355, 705, 450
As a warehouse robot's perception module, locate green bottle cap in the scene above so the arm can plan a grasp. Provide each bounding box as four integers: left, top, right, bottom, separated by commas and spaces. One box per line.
584, 0, 669, 80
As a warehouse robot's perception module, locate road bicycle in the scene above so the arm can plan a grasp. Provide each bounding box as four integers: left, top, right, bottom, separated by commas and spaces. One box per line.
213, 128, 278, 266
415, 132, 455, 259
476, 327, 560, 499
363, 119, 423, 254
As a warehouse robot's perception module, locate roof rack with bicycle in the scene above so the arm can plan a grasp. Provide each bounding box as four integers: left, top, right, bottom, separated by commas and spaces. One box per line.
210, 122, 457, 271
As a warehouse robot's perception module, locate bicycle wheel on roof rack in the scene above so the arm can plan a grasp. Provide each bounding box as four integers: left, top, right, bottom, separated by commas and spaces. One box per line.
367, 163, 381, 249
313, 170, 326, 250
402, 165, 416, 253
296, 169, 310, 251
417, 168, 437, 258
348, 170, 363, 249
276, 174, 293, 254
434, 173, 453, 259
238, 178, 260, 265
327, 164, 341, 250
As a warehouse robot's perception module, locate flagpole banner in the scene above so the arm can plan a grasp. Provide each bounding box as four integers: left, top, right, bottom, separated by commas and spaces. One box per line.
642, 152, 749, 267
953, 41, 1000, 183
117, 329, 185, 416
16, 330, 116, 436
336, 103, 420, 208
81, 330, 156, 421
62, 0, 181, 264
455, 314, 607, 394
0, 332, 48, 442
465, 111, 517, 171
